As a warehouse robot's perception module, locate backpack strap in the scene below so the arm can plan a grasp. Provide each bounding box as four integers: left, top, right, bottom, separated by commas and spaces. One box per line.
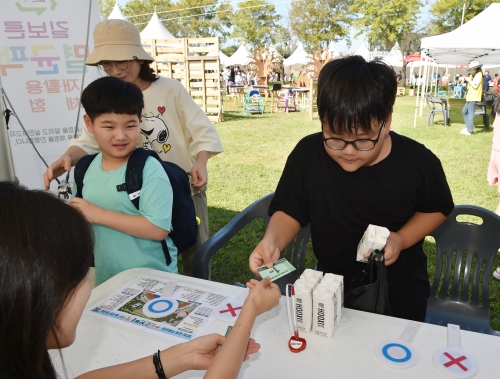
74, 154, 98, 198
116, 148, 173, 266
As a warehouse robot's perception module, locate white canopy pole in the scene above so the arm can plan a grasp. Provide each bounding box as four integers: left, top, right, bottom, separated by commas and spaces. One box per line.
413, 55, 424, 128
431, 62, 437, 96
429, 63, 433, 95
419, 62, 425, 117
420, 60, 429, 116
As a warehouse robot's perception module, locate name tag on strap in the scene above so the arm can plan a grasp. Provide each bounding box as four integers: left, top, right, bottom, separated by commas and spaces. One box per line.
129, 190, 140, 200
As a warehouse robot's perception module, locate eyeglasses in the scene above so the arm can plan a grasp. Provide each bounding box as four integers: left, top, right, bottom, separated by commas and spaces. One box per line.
323, 122, 386, 151
98, 60, 131, 72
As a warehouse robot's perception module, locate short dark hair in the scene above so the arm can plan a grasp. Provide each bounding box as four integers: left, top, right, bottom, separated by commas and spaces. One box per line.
318, 56, 396, 135
81, 76, 144, 122
0, 182, 93, 378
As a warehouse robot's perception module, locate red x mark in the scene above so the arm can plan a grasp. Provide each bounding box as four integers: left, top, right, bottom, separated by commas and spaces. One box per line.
219, 303, 243, 317
443, 352, 468, 371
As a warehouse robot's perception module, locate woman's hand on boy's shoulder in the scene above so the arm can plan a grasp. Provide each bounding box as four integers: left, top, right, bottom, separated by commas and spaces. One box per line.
69, 198, 103, 224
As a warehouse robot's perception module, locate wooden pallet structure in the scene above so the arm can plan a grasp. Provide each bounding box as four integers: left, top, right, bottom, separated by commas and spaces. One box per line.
141, 37, 223, 123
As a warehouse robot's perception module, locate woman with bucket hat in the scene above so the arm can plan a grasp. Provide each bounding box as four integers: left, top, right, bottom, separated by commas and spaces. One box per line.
44, 19, 223, 276
460, 60, 484, 136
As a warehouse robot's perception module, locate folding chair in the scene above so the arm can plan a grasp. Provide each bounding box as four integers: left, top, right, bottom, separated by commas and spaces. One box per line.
426, 205, 500, 336
243, 90, 264, 115
425, 93, 449, 126
474, 102, 490, 130
275, 90, 296, 113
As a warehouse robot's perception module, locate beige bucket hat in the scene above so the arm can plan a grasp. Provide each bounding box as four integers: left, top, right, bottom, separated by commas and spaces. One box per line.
86, 19, 153, 66
467, 60, 483, 71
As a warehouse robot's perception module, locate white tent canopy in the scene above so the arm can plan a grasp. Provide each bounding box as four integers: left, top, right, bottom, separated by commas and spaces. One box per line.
140, 10, 175, 39
283, 42, 310, 67
225, 43, 253, 66
108, 2, 127, 20
354, 43, 370, 61
328, 41, 340, 59
382, 41, 403, 67
266, 44, 283, 60
207, 50, 229, 66
421, 3, 500, 65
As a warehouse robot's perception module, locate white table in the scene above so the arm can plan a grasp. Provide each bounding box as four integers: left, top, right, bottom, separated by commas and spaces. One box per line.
51, 268, 499, 378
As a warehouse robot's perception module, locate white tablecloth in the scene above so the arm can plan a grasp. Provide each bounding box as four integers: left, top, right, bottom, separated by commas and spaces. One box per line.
51, 268, 500, 378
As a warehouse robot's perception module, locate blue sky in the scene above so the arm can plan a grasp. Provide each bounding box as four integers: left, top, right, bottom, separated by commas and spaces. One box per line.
117, 0, 435, 53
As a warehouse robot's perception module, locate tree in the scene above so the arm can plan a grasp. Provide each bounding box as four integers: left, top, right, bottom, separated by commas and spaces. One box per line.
428, 0, 500, 35
173, 0, 232, 43
230, 0, 282, 49
122, 0, 178, 34
98, 0, 116, 20
399, 25, 429, 85
289, 0, 353, 51
221, 44, 238, 57
350, 0, 423, 51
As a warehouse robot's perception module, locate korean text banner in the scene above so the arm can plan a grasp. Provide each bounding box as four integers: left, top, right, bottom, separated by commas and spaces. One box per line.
1, 0, 101, 190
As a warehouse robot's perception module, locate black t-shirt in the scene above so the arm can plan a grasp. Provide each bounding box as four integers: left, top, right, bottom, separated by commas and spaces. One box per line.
270, 131, 454, 307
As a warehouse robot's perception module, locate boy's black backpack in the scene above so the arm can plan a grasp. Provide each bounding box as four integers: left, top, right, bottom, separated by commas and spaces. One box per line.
74, 148, 198, 266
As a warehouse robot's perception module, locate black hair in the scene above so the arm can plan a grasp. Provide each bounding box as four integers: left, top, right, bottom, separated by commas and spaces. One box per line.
317, 55, 396, 135
0, 182, 94, 379
139, 61, 159, 83
81, 76, 144, 122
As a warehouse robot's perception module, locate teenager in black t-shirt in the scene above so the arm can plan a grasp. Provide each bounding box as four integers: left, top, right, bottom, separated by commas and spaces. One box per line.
249, 56, 454, 322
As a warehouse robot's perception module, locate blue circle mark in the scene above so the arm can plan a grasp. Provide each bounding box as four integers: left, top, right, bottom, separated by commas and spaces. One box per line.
382, 343, 412, 363
148, 299, 173, 313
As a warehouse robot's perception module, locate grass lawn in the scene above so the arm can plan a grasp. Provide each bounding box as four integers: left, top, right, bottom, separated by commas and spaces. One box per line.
179, 93, 500, 330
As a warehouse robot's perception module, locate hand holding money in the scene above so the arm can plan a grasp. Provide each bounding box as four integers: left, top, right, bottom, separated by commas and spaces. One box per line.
255, 258, 296, 281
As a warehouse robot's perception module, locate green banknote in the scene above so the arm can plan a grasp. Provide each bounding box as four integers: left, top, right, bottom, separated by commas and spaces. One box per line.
256, 258, 296, 281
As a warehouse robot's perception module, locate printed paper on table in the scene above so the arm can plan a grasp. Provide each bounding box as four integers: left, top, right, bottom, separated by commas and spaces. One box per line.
87, 276, 243, 342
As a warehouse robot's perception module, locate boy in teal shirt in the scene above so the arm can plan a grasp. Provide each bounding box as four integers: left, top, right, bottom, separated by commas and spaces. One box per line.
70, 76, 177, 285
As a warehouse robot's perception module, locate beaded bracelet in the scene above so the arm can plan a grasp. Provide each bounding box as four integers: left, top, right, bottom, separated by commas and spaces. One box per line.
152, 350, 168, 379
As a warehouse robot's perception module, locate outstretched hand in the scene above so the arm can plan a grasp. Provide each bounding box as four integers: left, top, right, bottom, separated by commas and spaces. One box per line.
187, 334, 260, 370
249, 239, 281, 275
245, 277, 281, 316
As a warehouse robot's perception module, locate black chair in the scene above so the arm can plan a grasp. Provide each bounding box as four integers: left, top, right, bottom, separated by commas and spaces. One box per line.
483, 91, 497, 119
425, 205, 500, 336
425, 93, 449, 126
474, 101, 490, 130
192, 193, 311, 294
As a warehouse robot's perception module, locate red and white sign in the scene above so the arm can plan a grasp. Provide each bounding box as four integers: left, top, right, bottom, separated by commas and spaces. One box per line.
214, 301, 244, 322
433, 348, 478, 378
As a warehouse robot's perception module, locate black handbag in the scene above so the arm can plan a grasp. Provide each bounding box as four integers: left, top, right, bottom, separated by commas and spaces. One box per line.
345, 250, 392, 316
